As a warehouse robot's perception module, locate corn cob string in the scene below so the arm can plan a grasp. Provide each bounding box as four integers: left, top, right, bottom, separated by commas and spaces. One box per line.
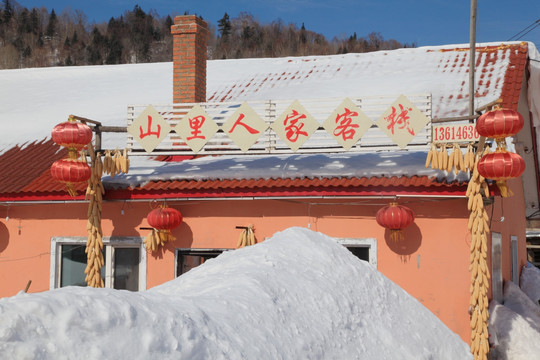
466, 151, 491, 360
84, 143, 105, 288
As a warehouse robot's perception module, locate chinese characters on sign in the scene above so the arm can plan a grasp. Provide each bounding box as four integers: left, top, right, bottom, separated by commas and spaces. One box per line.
174, 104, 218, 153
271, 100, 319, 152
127, 105, 171, 153
222, 102, 268, 152
323, 98, 373, 150
375, 95, 430, 149
385, 104, 414, 136
131, 95, 430, 153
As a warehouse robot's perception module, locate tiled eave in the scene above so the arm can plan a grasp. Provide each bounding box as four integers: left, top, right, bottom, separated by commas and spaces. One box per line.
0, 175, 468, 202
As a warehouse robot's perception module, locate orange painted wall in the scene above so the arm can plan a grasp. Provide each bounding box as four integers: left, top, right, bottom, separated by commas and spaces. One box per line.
0, 190, 527, 344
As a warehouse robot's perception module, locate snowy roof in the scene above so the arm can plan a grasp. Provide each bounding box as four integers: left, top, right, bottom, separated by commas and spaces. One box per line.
0, 227, 474, 359
0, 41, 534, 152
0, 41, 537, 198
104, 150, 468, 190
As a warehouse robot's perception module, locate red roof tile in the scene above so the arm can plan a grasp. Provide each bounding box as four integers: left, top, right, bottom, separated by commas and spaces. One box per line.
0, 139, 88, 199
103, 175, 468, 200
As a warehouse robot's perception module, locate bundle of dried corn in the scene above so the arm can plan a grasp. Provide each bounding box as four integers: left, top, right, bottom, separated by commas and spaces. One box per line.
466, 149, 491, 360
103, 148, 129, 177
425, 143, 475, 174
144, 229, 173, 252
84, 144, 105, 288
236, 225, 256, 248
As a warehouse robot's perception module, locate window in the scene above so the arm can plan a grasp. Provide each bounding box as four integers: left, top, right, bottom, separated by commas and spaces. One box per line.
175, 249, 227, 276
336, 238, 377, 267
526, 230, 540, 270
51, 237, 146, 291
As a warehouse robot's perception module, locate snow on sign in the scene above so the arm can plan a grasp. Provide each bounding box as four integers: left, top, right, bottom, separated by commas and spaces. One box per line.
323, 97, 372, 150
127, 105, 171, 153
375, 95, 430, 149
271, 100, 320, 152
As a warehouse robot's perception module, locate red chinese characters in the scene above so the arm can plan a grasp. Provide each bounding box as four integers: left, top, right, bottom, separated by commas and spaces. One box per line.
385, 104, 414, 136
139, 115, 161, 139
334, 107, 360, 141
229, 113, 260, 135
283, 109, 309, 142
187, 115, 206, 140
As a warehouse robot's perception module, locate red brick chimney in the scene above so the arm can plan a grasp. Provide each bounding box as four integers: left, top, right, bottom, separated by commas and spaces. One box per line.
171, 15, 208, 103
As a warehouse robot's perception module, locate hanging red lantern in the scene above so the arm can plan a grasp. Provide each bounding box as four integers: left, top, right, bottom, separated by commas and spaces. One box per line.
477, 150, 525, 197
146, 206, 183, 247
51, 116, 93, 158
50, 158, 91, 196
476, 108, 524, 141
376, 202, 415, 241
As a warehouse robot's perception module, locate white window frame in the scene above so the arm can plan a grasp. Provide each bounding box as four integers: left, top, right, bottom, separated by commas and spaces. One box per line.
50, 236, 146, 291
337, 238, 377, 268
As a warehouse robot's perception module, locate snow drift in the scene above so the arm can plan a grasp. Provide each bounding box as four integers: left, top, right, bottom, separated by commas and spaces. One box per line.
0, 227, 471, 359
489, 275, 540, 359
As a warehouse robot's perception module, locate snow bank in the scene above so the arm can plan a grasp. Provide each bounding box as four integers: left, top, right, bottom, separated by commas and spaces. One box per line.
489, 272, 540, 359
0, 227, 471, 359
520, 263, 540, 305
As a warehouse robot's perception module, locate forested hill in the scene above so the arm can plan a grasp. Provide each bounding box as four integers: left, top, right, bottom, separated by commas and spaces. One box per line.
0, 1, 415, 69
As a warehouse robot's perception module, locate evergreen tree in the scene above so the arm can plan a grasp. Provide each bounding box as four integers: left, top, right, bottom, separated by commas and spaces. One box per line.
106, 34, 123, 64
300, 23, 306, 44
164, 15, 173, 30
3, 0, 13, 24
217, 13, 231, 38
30, 8, 39, 35
45, 9, 57, 38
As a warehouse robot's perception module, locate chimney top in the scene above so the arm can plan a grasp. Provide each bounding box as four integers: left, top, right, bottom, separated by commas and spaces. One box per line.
171, 15, 208, 104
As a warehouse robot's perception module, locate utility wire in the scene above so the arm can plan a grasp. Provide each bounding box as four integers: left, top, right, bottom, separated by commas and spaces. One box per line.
508, 19, 540, 41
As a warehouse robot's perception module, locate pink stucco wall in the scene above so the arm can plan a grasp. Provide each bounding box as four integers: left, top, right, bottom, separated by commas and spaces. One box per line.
0, 184, 528, 344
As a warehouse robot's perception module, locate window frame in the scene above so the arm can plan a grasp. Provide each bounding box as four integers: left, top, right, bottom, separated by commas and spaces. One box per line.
336, 237, 377, 268
175, 248, 230, 277
50, 236, 146, 291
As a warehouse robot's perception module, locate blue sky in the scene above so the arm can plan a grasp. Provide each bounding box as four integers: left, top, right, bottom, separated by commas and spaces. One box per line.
15, 0, 540, 48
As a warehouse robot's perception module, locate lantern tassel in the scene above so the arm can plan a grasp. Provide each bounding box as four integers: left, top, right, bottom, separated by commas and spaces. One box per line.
495, 180, 513, 198
390, 229, 404, 242
66, 183, 78, 197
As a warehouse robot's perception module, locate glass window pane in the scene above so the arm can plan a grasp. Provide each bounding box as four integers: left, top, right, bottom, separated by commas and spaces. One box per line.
347, 246, 370, 262
61, 244, 87, 287
114, 248, 139, 291
61, 244, 105, 287
177, 252, 220, 276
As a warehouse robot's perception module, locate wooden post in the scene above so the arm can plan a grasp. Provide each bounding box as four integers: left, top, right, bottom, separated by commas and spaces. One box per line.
469, 0, 477, 118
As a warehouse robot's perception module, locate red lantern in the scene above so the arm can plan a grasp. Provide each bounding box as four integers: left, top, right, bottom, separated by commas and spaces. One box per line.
376, 202, 415, 241
477, 150, 525, 197
476, 108, 523, 140
51, 117, 92, 158
147, 206, 183, 244
51, 158, 91, 196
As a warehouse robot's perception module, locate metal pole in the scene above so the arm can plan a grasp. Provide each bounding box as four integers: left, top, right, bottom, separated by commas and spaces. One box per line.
469, 0, 477, 117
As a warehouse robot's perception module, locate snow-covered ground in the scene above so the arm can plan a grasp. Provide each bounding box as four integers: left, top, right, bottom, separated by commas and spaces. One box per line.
0, 227, 473, 359
489, 264, 540, 359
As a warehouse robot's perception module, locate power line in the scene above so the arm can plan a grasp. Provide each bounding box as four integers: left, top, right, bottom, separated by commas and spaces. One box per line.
508, 19, 540, 41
